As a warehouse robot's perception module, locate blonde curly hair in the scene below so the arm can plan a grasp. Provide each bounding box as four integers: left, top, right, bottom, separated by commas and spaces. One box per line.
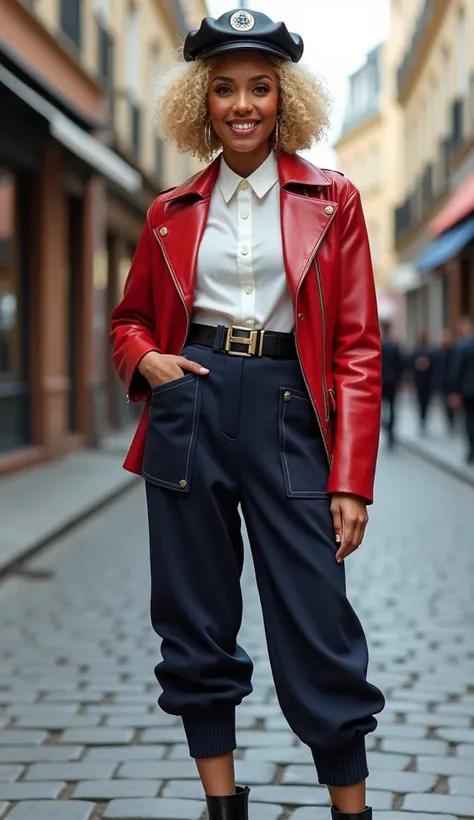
155, 56, 331, 163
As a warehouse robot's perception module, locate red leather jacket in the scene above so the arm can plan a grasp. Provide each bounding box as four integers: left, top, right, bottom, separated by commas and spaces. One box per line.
110, 152, 381, 502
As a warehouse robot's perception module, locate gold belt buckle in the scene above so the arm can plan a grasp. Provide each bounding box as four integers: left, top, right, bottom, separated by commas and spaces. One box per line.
224, 326, 265, 357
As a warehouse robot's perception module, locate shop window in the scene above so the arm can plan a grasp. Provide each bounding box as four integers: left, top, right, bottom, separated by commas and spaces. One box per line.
443, 50, 452, 130
0, 169, 30, 451
60, 0, 81, 50
125, 4, 140, 101
94, 0, 109, 21
457, 8, 468, 97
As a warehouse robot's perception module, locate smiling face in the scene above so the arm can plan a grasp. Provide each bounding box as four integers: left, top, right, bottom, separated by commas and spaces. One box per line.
208, 52, 279, 168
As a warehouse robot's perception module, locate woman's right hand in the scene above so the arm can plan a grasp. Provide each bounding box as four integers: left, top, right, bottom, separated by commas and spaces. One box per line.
138, 351, 209, 389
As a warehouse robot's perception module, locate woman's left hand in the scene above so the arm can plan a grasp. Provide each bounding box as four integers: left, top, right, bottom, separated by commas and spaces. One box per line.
330, 493, 368, 563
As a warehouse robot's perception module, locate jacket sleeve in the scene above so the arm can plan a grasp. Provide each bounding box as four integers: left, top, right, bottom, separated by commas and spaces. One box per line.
109, 210, 160, 401
326, 188, 381, 504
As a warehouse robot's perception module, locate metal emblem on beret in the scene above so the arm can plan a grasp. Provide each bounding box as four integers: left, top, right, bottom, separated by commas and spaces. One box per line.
230, 10, 255, 32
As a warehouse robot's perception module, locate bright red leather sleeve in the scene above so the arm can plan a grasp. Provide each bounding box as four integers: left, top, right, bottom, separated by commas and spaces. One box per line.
326, 189, 382, 503
110, 213, 159, 401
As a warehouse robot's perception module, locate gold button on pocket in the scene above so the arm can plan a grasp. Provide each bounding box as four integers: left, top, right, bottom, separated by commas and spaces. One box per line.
324, 206, 334, 215
179, 479, 187, 489
159, 227, 168, 236
278, 386, 329, 499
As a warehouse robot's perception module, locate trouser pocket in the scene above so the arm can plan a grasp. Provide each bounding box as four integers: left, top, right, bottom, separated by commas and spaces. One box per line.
142, 374, 202, 492
278, 386, 329, 498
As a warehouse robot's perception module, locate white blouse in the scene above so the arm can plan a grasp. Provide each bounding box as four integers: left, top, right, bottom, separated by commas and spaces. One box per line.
192, 151, 294, 333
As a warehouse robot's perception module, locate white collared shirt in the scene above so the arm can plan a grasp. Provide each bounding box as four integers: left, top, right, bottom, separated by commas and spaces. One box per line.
192, 151, 294, 333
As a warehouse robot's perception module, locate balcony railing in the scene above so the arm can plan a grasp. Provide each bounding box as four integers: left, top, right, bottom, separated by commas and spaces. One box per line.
397, 0, 434, 99
395, 157, 446, 241
169, 0, 187, 38
60, 0, 81, 50
341, 100, 380, 137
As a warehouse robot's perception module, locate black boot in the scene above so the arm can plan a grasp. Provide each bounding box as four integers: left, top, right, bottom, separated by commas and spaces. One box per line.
206, 785, 250, 820
331, 807, 372, 820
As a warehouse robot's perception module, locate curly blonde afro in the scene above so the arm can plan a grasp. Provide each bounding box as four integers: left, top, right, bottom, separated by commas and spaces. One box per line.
155, 56, 331, 163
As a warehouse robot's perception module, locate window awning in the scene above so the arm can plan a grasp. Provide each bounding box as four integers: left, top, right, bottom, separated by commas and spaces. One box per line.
0, 65, 141, 193
416, 215, 474, 273
429, 172, 474, 237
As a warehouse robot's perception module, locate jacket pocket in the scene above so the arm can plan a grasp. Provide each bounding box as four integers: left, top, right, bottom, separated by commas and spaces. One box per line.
278, 387, 329, 498
142, 374, 201, 492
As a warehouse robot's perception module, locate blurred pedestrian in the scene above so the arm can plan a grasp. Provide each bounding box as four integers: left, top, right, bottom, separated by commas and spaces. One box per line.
111, 9, 384, 820
410, 329, 435, 435
434, 328, 456, 433
381, 322, 403, 448
450, 316, 474, 463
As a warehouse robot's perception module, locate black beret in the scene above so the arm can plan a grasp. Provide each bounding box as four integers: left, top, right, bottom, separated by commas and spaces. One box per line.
183, 9, 304, 63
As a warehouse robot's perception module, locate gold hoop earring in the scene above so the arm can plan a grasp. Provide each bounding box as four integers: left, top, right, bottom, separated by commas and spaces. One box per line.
273, 119, 280, 150
205, 120, 212, 151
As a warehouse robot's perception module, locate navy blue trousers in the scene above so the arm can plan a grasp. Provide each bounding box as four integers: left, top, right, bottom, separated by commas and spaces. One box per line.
144, 343, 384, 787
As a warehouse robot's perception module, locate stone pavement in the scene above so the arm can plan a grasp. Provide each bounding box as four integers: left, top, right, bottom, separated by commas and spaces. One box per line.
388, 396, 474, 488
0, 428, 138, 575
0, 448, 473, 819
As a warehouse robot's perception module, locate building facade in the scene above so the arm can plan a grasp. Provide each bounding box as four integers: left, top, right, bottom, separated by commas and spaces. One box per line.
335, 0, 474, 345
0, 0, 206, 475
334, 45, 402, 326
392, 0, 474, 345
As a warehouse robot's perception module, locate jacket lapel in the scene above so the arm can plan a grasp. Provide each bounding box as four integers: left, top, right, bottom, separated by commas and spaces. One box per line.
278, 153, 338, 300
152, 157, 221, 310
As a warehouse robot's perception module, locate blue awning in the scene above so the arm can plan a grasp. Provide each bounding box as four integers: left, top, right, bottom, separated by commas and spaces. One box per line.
416, 215, 474, 272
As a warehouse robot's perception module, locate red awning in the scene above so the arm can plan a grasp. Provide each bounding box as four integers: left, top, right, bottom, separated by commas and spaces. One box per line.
429, 172, 474, 236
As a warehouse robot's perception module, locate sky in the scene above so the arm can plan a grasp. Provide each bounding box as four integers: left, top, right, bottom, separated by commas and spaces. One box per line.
207, 0, 390, 169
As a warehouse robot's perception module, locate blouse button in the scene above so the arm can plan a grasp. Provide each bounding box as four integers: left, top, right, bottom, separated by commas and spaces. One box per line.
240, 180, 250, 191
244, 285, 253, 295
241, 211, 249, 219
241, 246, 249, 255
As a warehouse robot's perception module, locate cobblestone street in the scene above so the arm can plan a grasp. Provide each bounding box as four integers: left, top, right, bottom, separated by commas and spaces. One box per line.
0, 449, 473, 820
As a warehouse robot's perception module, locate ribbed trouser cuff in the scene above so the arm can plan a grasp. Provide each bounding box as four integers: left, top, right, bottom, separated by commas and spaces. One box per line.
312, 736, 368, 787
182, 708, 236, 759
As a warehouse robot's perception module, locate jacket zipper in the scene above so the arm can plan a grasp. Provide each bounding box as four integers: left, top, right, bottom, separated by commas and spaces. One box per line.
314, 259, 329, 423
152, 228, 190, 350
294, 232, 333, 466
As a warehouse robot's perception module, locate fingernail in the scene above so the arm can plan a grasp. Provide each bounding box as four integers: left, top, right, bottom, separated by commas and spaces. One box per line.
335, 534, 341, 543
199, 367, 209, 374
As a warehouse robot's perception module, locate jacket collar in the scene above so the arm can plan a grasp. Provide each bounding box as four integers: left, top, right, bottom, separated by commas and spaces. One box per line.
218, 150, 279, 202
160, 151, 332, 203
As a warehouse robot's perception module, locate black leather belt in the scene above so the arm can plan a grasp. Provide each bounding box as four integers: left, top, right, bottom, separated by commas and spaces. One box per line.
186, 323, 297, 359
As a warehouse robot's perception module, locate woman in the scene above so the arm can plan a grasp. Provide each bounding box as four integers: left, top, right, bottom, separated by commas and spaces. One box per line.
111, 9, 384, 820
435, 327, 456, 433
410, 329, 435, 435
